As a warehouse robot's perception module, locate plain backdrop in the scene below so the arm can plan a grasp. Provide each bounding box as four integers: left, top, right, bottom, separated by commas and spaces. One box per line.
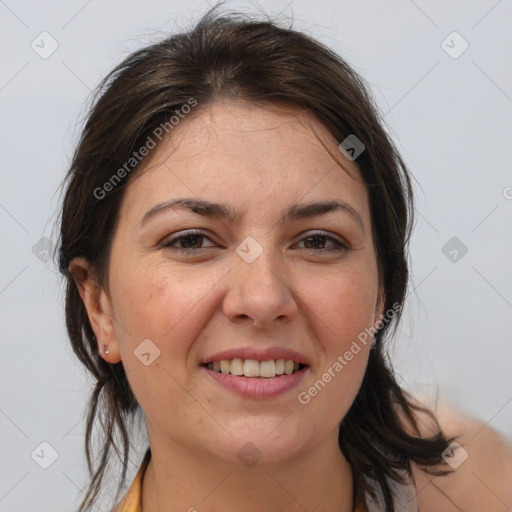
1, 0, 511, 510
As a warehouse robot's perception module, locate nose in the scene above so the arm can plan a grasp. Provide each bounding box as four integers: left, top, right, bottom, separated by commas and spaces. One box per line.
223, 244, 298, 329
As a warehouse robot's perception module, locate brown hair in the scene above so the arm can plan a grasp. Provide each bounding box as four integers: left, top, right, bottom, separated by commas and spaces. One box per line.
57, 6, 454, 511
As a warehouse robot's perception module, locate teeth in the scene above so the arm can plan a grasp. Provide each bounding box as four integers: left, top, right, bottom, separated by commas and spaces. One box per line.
243, 359, 260, 377
205, 358, 303, 377
230, 358, 243, 376
220, 360, 230, 374
260, 360, 275, 378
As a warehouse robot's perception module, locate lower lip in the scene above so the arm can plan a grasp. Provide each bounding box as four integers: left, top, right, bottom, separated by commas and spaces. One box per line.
200, 366, 309, 399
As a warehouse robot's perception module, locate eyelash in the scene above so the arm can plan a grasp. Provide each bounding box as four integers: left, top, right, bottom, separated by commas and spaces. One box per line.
161, 230, 350, 254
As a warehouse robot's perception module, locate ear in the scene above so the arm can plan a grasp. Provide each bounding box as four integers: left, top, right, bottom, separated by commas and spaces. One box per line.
69, 257, 122, 364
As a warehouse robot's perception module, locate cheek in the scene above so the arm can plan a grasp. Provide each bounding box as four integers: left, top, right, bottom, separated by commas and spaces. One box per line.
109, 262, 207, 415
110, 260, 221, 363
314, 264, 377, 410
305, 266, 379, 346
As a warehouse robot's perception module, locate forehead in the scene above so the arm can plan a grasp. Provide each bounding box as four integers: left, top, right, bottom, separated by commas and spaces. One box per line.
150, 99, 358, 173
119, 99, 369, 224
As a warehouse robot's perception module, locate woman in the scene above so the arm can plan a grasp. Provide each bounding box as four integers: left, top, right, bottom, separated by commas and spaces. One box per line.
57, 6, 512, 512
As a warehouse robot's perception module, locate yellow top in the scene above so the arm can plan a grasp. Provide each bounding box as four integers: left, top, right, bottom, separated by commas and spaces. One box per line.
112, 448, 365, 512
112, 448, 151, 512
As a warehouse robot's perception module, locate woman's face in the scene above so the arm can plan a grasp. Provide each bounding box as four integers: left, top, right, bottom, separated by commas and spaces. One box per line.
81, 99, 384, 466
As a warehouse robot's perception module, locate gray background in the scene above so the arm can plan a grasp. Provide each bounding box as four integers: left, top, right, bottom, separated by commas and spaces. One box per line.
1, 0, 511, 510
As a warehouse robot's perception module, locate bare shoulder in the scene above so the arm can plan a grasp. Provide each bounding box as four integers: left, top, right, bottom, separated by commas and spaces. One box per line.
402, 394, 512, 512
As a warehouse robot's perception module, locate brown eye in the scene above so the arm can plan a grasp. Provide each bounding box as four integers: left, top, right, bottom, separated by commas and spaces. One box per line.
161, 231, 216, 252
296, 232, 349, 253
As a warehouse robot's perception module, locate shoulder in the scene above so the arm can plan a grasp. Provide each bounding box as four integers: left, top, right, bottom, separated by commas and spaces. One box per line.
403, 393, 512, 512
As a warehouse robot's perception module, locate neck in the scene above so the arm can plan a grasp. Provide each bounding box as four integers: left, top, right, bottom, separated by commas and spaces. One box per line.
141, 428, 355, 512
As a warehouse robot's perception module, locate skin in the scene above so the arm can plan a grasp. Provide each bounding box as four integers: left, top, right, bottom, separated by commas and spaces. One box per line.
70, 98, 512, 511
73, 99, 383, 512
409, 396, 512, 511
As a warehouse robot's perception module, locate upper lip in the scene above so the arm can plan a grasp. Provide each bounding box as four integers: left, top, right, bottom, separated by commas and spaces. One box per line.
200, 347, 310, 366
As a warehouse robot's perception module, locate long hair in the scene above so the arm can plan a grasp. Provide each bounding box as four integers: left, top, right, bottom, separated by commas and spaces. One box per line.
57, 6, 454, 511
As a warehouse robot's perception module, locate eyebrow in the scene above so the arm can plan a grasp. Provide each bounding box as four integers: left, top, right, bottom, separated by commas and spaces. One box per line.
140, 197, 364, 232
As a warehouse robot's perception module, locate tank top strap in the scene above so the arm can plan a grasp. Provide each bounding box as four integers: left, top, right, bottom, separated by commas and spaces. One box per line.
364, 469, 419, 512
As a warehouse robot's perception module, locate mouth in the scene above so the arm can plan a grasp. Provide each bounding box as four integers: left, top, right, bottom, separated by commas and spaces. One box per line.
200, 358, 308, 378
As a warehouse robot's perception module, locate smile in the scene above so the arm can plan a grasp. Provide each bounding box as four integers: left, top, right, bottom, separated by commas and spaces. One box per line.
202, 358, 307, 377
200, 359, 309, 399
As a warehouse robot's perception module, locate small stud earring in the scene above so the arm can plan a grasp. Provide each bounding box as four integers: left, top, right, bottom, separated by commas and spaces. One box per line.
103, 345, 109, 355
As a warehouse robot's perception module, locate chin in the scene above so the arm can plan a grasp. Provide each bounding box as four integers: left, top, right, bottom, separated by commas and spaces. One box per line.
203, 422, 308, 467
